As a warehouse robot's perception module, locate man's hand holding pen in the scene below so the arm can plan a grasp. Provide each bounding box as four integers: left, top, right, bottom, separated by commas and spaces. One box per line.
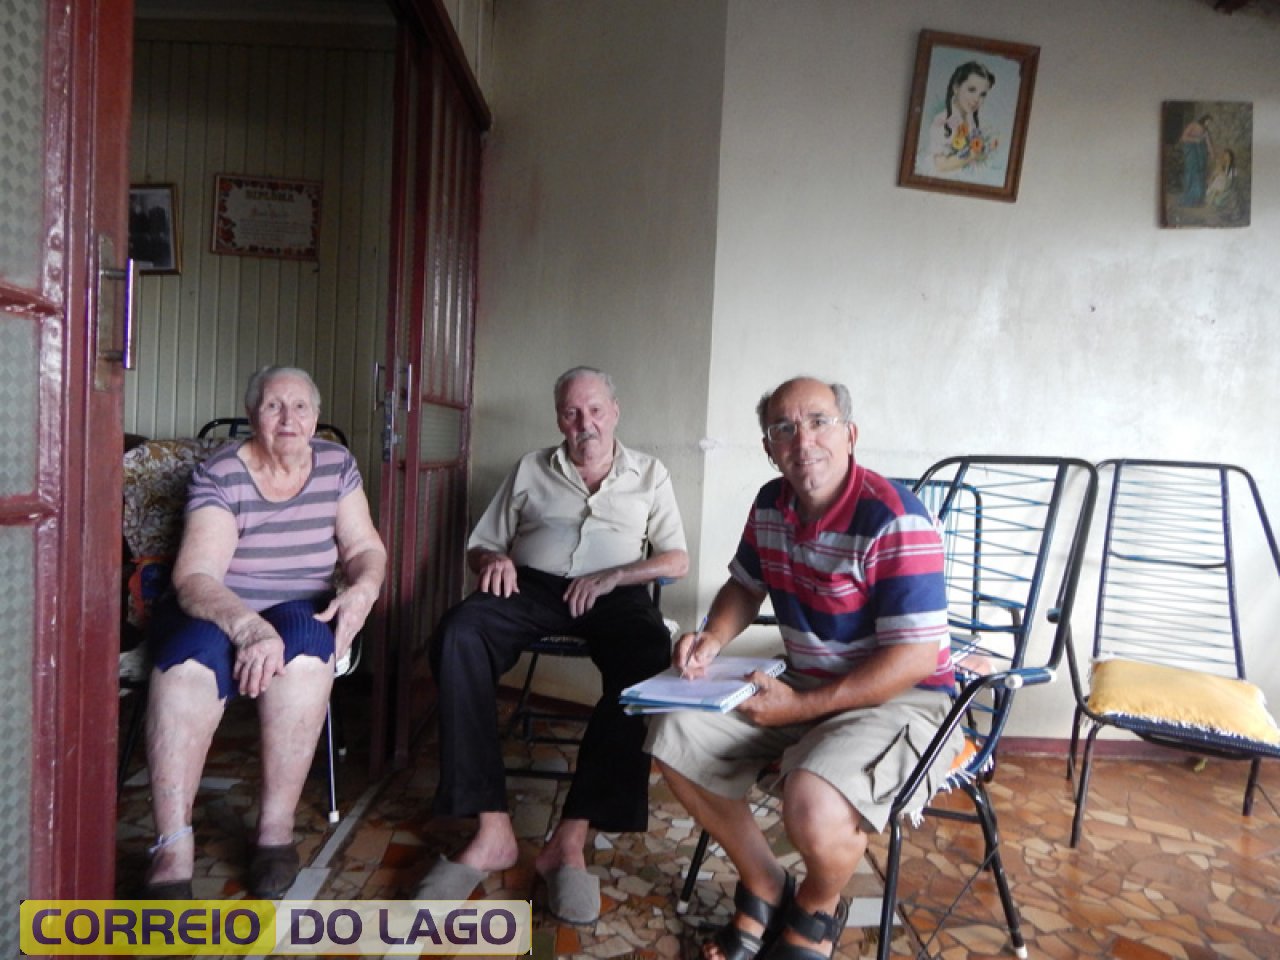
677, 615, 718, 679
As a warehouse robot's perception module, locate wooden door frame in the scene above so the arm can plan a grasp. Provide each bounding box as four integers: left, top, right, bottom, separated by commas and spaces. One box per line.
370, 0, 488, 777
26, 0, 134, 899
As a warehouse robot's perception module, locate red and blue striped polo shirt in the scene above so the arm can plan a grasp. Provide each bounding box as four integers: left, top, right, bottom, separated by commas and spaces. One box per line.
730, 461, 954, 692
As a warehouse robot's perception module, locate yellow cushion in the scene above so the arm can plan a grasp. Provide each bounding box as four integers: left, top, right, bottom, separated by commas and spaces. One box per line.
1089, 658, 1280, 746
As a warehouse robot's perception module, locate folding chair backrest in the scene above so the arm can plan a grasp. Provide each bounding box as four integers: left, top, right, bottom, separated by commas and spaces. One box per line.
912, 457, 1097, 774
874, 456, 1096, 960
1091, 459, 1279, 680
198, 416, 349, 447
914, 478, 986, 641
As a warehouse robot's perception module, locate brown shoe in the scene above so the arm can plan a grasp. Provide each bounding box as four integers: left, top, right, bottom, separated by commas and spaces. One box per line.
249, 843, 300, 898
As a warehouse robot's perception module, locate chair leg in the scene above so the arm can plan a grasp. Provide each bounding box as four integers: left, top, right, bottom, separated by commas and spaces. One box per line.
325, 702, 339, 824
1069, 724, 1102, 848
967, 782, 1027, 959
1244, 757, 1262, 816
1066, 705, 1084, 788
506, 651, 541, 741
876, 818, 906, 960
677, 828, 712, 915
117, 685, 148, 794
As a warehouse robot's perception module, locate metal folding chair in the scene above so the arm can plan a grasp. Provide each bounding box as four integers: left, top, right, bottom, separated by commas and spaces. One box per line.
504, 578, 668, 781
1065, 459, 1280, 847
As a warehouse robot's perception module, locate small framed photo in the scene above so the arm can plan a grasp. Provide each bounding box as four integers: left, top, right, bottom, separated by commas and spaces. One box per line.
128, 184, 180, 273
898, 30, 1040, 203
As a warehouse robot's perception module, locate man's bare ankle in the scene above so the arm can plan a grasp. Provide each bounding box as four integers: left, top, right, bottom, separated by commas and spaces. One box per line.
454, 833, 519, 872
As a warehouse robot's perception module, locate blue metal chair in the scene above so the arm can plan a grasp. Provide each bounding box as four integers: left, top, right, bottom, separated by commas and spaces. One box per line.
1066, 459, 1280, 848
878, 456, 1096, 959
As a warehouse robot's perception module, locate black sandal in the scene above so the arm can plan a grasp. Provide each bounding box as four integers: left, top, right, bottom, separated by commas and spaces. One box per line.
707, 872, 795, 960
759, 896, 849, 960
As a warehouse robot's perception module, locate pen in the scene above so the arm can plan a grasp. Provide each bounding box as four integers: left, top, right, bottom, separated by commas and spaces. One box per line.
682, 615, 709, 678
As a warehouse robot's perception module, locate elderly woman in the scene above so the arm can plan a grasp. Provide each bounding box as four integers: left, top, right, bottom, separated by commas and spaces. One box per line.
142, 366, 386, 899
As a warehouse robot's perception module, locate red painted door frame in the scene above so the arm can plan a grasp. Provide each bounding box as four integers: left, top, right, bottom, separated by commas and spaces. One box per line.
370, 0, 487, 775
14, 0, 134, 902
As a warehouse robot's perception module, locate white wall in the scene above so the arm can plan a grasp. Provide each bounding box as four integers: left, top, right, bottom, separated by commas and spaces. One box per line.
474, 0, 1280, 729
705, 0, 1280, 736
473, 0, 728, 699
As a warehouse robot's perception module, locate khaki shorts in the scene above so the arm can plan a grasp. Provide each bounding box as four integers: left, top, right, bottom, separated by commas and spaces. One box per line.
644, 684, 961, 834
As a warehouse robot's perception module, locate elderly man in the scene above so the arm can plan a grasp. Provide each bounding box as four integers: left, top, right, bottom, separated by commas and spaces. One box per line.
646, 377, 959, 960
419, 366, 688, 924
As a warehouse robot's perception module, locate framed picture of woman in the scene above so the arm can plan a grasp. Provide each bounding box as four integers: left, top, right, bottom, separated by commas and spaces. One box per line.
898, 30, 1040, 203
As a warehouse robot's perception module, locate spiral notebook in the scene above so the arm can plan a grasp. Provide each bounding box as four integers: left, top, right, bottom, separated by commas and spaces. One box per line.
620, 656, 786, 714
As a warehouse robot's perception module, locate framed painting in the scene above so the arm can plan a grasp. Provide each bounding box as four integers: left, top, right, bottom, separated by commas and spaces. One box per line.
1161, 100, 1252, 229
898, 30, 1040, 203
128, 184, 180, 273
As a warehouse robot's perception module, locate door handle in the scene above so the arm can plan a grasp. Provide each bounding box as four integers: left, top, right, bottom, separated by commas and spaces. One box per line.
96, 237, 139, 370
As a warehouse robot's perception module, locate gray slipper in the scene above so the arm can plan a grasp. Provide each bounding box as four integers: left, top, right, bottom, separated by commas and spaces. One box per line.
414, 855, 488, 900
543, 866, 601, 925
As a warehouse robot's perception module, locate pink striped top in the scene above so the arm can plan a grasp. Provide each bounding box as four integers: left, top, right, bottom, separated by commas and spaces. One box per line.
185, 439, 362, 611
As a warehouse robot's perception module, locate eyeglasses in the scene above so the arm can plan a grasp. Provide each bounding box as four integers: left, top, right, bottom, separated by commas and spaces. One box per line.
764, 415, 845, 444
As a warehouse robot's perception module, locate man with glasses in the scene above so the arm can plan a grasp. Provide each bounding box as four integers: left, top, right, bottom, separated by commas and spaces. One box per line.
419, 366, 688, 926
646, 376, 959, 960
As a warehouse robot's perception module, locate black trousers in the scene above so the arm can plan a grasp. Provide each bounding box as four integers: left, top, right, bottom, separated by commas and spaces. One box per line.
428, 566, 671, 832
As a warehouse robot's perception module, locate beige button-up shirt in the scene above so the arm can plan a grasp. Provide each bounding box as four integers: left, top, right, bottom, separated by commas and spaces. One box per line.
468, 441, 686, 577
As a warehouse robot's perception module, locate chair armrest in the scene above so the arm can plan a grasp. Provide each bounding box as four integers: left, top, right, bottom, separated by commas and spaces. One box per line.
890, 665, 1054, 815
994, 666, 1056, 688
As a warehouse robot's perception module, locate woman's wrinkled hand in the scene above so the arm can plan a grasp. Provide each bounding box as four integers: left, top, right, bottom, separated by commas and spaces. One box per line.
230, 616, 287, 698
314, 583, 378, 661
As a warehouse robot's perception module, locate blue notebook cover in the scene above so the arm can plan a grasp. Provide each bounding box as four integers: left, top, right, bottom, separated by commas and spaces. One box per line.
620, 656, 786, 714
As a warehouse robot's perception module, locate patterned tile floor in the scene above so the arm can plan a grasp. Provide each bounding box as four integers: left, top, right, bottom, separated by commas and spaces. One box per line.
117, 685, 1280, 958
